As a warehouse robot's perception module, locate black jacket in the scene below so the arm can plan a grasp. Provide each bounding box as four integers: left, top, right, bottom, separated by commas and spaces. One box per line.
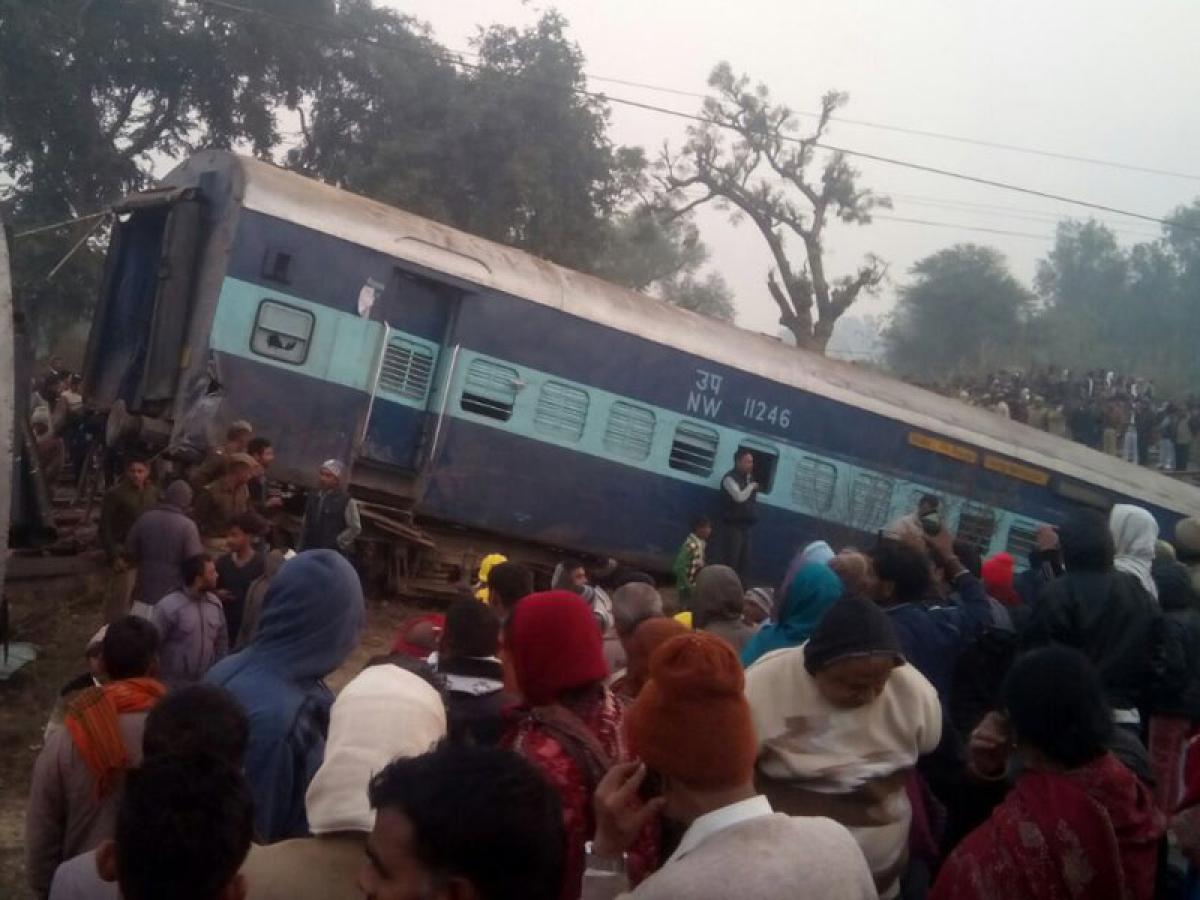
1153, 559, 1200, 719
300, 488, 349, 551
1023, 569, 1158, 711
720, 469, 758, 524
439, 656, 512, 747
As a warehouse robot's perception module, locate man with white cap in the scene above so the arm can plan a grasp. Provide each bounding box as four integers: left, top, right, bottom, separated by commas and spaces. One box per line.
239, 663, 447, 900
299, 460, 361, 555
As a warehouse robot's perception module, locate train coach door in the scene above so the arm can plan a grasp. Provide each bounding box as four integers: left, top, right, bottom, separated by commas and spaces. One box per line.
82, 190, 202, 417
358, 267, 461, 473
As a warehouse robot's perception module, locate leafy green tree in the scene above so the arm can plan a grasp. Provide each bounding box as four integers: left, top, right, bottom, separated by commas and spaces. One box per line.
297, 9, 728, 315
0, 0, 331, 350
661, 63, 888, 350
886, 244, 1033, 377
2, 1, 735, 352
299, 11, 629, 273
1018, 210, 1200, 392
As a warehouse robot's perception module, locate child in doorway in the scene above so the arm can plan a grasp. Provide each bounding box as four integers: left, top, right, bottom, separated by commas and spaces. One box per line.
673, 516, 712, 608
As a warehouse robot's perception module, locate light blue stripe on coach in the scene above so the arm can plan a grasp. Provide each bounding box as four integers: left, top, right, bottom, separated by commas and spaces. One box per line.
209, 276, 1035, 558
209, 276, 437, 410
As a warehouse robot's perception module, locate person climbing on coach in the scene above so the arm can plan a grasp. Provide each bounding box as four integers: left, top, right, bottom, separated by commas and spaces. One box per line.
718, 450, 759, 578
299, 460, 361, 555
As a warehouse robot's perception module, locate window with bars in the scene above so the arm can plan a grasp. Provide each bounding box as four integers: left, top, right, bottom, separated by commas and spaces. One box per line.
792, 457, 838, 513
378, 338, 434, 401
669, 421, 720, 477
1006, 522, 1040, 561
958, 503, 998, 554
534, 381, 589, 442
848, 472, 895, 531
459, 359, 519, 422
603, 402, 656, 461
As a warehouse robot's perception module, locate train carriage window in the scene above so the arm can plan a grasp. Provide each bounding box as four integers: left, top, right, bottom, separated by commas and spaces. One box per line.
792, 457, 837, 513
1006, 522, 1040, 561
378, 338, 435, 401
848, 472, 894, 531
460, 359, 519, 422
958, 503, 998, 555
251, 300, 313, 365
737, 442, 779, 494
603, 402, 656, 461
670, 421, 720, 478
534, 381, 589, 443
261, 249, 292, 284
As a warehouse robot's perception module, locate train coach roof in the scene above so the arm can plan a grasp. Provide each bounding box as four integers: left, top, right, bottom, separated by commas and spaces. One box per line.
170, 151, 1200, 518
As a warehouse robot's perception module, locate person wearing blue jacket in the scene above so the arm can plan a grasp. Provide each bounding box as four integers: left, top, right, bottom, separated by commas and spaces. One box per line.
869, 529, 993, 701
205, 550, 364, 842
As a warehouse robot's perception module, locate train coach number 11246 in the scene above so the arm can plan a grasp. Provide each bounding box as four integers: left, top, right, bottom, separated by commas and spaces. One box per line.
743, 397, 792, 429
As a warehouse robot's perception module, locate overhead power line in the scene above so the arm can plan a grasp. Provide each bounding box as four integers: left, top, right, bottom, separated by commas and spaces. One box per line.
192, 0, 1198, 235
872, 214, 1052, 242
13, 211, 108, 239
885, 193, 1163, 238
527, 67, 1200, 184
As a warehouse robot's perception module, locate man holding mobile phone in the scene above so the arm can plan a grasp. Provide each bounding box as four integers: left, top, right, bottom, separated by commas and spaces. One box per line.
583, 633, 875, 900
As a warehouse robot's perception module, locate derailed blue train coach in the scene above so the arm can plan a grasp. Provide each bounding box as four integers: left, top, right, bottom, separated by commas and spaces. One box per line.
82, 151, 1200, 582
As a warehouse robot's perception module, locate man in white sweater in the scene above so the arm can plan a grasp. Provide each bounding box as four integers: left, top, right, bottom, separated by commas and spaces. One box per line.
582, 632, 875, 900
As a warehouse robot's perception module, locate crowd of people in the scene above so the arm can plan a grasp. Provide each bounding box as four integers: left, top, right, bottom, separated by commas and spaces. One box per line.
23, 406, 1200, 900
21, 361, 1200, 899
922, 365, 1200, 471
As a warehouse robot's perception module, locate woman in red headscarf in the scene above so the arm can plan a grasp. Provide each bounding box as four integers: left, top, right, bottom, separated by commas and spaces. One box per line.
932, 646, 1164, 900
502, 591, 656, 899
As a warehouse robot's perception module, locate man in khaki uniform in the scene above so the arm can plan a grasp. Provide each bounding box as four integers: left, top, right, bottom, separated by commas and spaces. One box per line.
98, 458, 159, 622
193, 453, 256, 552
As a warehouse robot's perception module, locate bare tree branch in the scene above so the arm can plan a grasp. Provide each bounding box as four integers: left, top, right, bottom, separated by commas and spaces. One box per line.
656, 64, 886, 350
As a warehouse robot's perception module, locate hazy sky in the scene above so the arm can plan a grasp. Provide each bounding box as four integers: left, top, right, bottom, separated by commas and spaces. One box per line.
384, 0, 1200, 338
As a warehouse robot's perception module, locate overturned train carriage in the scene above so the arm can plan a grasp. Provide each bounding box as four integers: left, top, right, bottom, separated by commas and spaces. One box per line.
82, 151, 1200, 584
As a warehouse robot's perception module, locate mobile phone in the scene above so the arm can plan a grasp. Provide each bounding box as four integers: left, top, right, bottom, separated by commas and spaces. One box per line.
638, 767, 664, 802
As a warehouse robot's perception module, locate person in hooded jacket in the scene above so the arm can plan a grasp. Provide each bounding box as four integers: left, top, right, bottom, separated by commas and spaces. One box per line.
205, 550, 364, 842
741, 563, 844, 668
241, 663, 446, 900
777, 540, 835, 599
1023, 510, 1159, 733
691, 566, 755, 654
1111, 504, 1160, 602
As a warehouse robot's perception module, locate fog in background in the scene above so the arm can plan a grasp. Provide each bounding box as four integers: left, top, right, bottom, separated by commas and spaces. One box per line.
391, 0, 1200, 347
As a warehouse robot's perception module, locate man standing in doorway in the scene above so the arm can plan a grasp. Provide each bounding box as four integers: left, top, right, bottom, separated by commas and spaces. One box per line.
719, 450, 758, 578
299, 460, 361, 556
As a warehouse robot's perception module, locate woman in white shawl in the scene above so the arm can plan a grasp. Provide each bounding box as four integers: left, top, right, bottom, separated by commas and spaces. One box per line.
1110, 504, 1159, 600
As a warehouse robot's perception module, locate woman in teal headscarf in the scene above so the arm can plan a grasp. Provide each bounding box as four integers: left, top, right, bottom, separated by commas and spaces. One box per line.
741, 563, 843, 667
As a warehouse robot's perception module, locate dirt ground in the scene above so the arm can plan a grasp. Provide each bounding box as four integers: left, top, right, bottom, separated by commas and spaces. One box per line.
0, 568, 411, 898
